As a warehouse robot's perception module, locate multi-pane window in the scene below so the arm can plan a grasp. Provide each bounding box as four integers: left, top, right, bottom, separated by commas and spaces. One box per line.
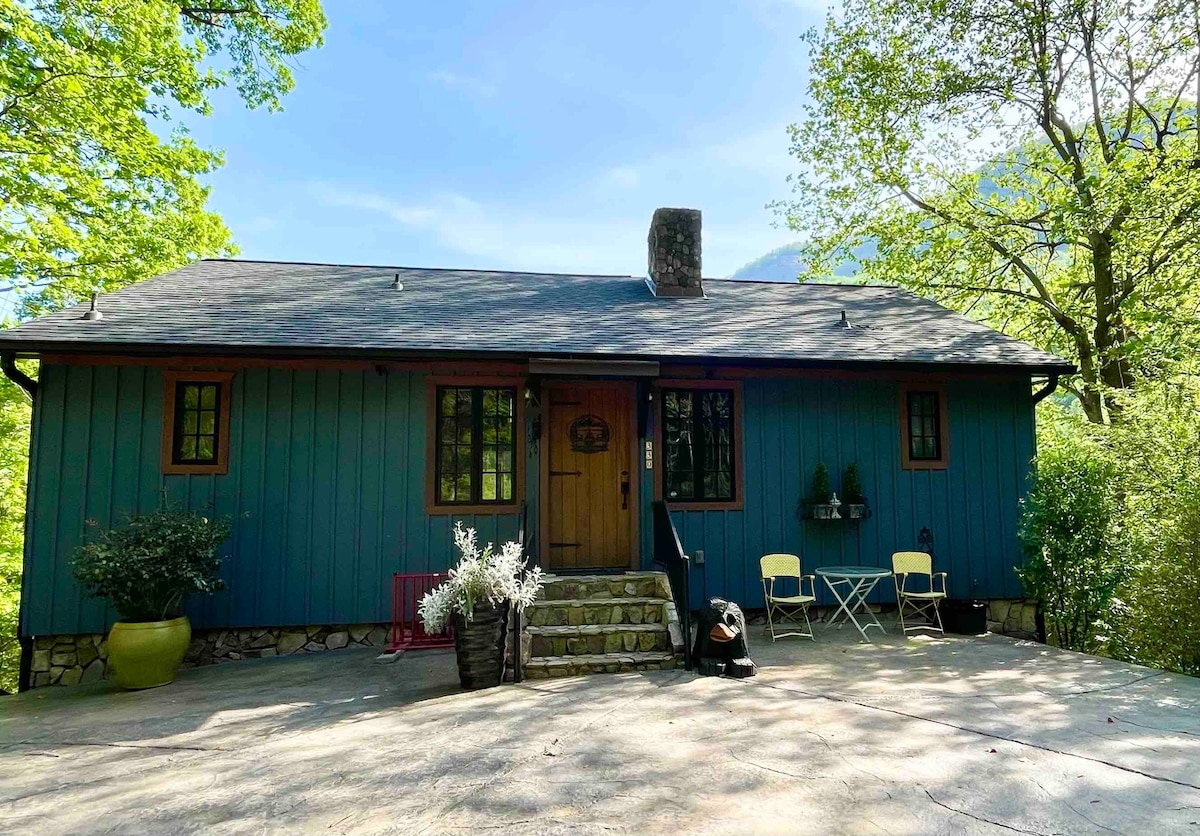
435, 386, 516, 505
662, 388, 735, 502
906, 390, 942, 461
172, 382, 222, 464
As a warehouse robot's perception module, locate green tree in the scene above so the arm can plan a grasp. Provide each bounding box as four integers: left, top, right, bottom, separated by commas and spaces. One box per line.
783, 0, 1200, 422
1, 0, 327, 311
0, 372, 30, 693
0, 0, 326, 692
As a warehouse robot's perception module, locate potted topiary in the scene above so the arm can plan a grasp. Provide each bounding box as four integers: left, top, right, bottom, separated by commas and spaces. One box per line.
805, 461, 835, 519
841, 462, 870, 519
419, 522, 544, 690
74, 504, 230, 690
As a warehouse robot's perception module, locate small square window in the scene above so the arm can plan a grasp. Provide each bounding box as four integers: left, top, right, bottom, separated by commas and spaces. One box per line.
162, 372, 233, 475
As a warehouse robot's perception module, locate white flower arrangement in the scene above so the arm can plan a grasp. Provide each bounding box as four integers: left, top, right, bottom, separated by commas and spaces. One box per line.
418, 521, 545, 634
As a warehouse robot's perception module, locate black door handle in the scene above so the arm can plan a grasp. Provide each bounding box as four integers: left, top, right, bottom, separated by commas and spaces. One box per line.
621, 470, 630, 510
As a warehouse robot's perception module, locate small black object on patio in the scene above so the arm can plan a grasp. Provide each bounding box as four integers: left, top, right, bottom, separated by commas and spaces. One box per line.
691, 598, 757, 678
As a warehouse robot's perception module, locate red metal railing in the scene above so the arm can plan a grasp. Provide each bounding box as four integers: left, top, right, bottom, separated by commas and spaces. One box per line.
387, 572, 454, 652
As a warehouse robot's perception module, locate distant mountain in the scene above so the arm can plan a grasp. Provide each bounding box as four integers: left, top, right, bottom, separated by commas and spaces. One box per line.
729, 242, 873, 282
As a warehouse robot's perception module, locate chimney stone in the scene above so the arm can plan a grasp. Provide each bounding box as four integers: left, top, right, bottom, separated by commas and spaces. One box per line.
647, 208, 703, 297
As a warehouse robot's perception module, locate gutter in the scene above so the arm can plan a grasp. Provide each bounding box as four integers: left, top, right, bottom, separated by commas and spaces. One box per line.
1032, 373, 1061, 405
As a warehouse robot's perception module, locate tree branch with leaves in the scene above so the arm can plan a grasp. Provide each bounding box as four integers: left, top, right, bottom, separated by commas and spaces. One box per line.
782, 0, 1200, 422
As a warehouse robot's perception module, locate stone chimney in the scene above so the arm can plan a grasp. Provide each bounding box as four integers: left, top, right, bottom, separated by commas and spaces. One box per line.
646, 207, 703, 297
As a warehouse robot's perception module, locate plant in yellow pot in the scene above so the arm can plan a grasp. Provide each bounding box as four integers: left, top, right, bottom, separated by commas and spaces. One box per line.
74, 504, 231, 690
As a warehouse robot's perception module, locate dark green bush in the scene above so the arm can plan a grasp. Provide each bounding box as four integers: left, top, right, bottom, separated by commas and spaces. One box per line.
810, 461, 832, 503
74, 504, 231, 623
841, 462, 865, 504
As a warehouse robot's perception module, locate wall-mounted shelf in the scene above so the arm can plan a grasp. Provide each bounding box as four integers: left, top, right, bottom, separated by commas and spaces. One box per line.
798, 502, 872, 521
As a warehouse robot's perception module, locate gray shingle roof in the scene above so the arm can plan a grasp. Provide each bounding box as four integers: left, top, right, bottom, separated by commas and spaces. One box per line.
0, 260, 1073, 371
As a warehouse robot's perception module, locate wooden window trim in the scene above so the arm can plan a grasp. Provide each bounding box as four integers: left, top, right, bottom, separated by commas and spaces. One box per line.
652, 379, 744, 511
899, 384, 949, 470
161, 371, 234, 475
424, 376, 526, 515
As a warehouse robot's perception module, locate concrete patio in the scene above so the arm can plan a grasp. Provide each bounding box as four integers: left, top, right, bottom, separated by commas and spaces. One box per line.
1, 622, 1198, 835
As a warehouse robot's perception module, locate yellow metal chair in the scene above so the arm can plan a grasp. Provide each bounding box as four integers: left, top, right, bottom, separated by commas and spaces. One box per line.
760, 553, 816, 641
892, 551, 947, 634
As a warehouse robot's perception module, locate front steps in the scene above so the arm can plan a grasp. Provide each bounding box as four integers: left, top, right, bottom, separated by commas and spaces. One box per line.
521, 571, 686, 679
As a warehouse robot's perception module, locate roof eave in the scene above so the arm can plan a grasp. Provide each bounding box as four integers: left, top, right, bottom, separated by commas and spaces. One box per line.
0, 339, 1077, 376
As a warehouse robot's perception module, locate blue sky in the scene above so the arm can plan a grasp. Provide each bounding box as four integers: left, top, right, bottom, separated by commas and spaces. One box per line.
185, 0, 822, 279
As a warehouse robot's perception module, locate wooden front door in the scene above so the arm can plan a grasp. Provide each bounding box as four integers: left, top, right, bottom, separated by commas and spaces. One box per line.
543, 382, 637, 570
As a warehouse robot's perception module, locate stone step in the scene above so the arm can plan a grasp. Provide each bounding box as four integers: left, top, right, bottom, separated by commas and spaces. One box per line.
539, 572, 671, 603
525, 597, 665, 628
523, 651, 682, 679
528, 623, 670, 657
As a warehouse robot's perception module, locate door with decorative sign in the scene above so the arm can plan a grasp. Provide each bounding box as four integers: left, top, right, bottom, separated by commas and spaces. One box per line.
543, 382, 637, 570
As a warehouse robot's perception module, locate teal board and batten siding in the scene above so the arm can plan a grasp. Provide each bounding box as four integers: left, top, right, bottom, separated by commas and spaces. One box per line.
23, 364, 522, 636
640, 376, 1036, 610
23, 364, 1034, 637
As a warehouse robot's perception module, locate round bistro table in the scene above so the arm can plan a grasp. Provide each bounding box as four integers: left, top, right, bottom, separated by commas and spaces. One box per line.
814, 566, 891, 642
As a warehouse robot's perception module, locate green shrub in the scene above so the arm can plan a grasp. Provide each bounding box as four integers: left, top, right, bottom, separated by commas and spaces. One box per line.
1102, 385, 1200, 674
74, 504, 231, 623
1018, 424, 1126, 653
841, 462, 865, 504
810, 461, 832, 503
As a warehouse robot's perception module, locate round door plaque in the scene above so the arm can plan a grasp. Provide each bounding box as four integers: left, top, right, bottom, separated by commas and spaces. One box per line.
568, 414, 611, 453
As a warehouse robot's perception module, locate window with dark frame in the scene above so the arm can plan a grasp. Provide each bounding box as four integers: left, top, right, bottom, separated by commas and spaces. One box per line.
435, 386, 516, 506
662, 388, 735, 502
172, 381, 222, 465
906, 390, 942, 461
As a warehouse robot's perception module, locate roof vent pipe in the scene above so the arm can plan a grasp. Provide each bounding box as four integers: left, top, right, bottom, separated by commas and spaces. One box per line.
82, 293, 103, 321
839, 310, 851, 328
392, 273, 403, 291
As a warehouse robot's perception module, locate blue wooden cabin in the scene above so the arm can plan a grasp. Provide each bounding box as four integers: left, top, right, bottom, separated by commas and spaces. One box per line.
0, 208, 1072, 677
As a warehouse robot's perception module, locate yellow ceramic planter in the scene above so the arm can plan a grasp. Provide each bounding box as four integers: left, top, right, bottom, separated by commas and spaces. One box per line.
107, 616, 191, 690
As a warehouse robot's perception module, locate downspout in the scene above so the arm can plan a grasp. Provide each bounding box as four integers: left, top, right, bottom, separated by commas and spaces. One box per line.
1031, 373, 1060, 405
1, 352, 36, 691
1, 352, 35, 400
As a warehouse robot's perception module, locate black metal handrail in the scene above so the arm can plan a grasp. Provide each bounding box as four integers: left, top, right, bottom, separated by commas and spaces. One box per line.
510, 500, 529, 684
652, 500, 692, 671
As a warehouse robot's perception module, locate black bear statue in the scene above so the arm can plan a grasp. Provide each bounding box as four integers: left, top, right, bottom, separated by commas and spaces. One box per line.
691, 597, 757, 678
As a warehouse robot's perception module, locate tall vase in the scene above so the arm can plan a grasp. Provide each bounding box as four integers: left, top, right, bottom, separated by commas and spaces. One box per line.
452, 600, 509, 690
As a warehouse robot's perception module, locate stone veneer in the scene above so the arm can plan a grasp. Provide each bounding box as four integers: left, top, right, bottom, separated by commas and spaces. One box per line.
986, 598, 1040, 641
29, 622, 391, 689
647, 207, 703, 295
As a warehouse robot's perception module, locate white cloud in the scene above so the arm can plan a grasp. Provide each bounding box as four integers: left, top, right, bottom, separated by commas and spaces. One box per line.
310, 123, 800, 277
426, 69, 498, 99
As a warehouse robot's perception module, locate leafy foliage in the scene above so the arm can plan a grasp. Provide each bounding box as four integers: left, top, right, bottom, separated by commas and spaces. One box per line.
419, 523, 544, 634
0, 0, 327, 313
784, 0, 1200, 422
1021, 383, 1200, 674
1018, 422, 1125, 652
73, 504, 231, 623
809, 461, 832, 503
841, 462, 865, 504
0, 371, 31, 693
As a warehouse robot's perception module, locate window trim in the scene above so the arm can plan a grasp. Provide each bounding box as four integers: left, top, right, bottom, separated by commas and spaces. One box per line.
653, 379, 744, 511
899, 384, 949, 470
161, 371, 234, 475
424, 376, 525, 515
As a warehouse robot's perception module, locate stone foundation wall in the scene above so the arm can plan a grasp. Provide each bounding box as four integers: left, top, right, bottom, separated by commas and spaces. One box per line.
29, 622, 392, 689
986, 599, 1040, 641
